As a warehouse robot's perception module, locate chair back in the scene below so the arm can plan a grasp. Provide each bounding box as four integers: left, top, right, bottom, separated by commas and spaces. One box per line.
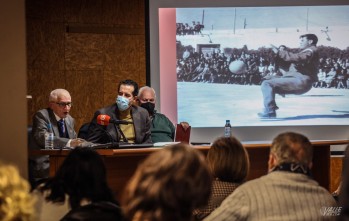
174, 124, 191, 144
78, 123, 90, 139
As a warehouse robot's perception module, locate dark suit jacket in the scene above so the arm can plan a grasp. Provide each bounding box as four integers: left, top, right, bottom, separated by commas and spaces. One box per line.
30, 108, 77, 149
29, 108, 77, 180
87, 104, 152, 144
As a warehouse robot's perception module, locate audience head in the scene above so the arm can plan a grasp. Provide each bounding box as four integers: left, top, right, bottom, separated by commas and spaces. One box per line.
207, 136, 249, 183
137, 86, 156, 115
269, 132, 313, 171
41, 147, 115, 209
0, 162, 36, 221
122, 143, 212, 221
116, 79, 139, 111
48, 88, 72, 119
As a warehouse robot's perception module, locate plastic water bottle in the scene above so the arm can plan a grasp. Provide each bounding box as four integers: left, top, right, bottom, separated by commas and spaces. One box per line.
224, 120, 231, 137
45, 123, 54, 149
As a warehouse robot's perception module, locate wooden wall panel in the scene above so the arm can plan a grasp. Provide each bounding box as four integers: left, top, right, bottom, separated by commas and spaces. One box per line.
64, 0, 109, 24
330, 156, 344, 193
26, 0, 146, 132
103, 69, 142, 105
65, 70, 104, 119
65, 33, 109, 70
26, 21, 65, 70
27, 69, 66, 124
64, 0, 144, 25
137, 38, 147, 87
102, 0, 144, 25
26, 0, 64, 22
104, 69, 125, 104
105, 35, 143, 71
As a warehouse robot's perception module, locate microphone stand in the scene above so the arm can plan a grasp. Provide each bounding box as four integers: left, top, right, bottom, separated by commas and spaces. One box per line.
93, 124, 118, 149
117, 125, 128, 143
108, 130, 116, 149
113, 124, 129, 144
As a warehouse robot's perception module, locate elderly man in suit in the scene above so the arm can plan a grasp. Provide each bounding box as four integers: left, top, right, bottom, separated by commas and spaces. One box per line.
29, 89, 84, 185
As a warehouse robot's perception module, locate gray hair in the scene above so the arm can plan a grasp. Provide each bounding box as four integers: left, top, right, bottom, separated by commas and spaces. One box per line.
49, 89, 71, 102
270, 132, 313, 166
138, 86, 156, 99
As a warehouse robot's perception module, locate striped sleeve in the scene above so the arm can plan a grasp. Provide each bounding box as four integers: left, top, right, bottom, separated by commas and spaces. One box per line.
204, 188, 249, 221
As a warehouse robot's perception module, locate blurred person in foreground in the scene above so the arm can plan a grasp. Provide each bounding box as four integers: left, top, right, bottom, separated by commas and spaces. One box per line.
204, 132, 336, 221
193, 136, 249, 220
137, 86, 189, 143
122, 143, 212, 221
34, 147, 122, 221
0, 162, 36, 221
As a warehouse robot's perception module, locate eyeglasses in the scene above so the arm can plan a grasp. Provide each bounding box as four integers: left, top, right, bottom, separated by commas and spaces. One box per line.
55, 102, 72, 107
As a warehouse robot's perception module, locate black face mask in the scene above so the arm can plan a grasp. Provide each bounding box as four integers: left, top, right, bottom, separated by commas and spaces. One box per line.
140, 102, 155, 115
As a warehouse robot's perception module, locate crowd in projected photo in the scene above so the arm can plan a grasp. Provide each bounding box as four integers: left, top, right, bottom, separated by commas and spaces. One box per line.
177, 48, 349, 89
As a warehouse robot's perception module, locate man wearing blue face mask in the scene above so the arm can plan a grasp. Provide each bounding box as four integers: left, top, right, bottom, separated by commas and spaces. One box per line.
87, 79, 152, 144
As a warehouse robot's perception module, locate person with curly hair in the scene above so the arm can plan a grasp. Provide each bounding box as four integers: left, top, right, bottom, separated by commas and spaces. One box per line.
0, 162, 36, 221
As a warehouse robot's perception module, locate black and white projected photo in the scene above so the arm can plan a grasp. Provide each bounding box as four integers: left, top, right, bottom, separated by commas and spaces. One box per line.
174, 5, 349, 127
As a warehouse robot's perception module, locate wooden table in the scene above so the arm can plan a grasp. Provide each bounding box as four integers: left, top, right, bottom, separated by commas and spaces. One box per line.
29, 140, 349, 200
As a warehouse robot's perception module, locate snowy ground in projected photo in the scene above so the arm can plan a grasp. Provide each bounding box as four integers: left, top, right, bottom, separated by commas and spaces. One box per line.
177, 82, 349, 127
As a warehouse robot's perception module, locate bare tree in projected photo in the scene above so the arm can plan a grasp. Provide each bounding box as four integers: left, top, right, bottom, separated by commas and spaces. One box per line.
173, 5, 349, 127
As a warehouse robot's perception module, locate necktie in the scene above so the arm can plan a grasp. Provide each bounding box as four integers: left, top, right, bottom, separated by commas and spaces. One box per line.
58, 119, 66, 138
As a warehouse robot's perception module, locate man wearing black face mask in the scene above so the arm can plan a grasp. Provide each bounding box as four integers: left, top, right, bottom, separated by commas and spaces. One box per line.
137, 86, 176, 143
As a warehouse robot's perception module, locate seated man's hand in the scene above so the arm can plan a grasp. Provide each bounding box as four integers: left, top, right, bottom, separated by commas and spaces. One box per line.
70, 138, 86, 148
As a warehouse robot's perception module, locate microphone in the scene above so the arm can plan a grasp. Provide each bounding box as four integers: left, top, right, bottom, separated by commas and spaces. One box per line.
91, 121, 115, 147
97, 114, 133, 125
96, 114, 129, 143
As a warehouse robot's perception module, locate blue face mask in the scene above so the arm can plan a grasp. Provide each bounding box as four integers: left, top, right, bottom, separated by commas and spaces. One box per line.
116, 96, 130, 111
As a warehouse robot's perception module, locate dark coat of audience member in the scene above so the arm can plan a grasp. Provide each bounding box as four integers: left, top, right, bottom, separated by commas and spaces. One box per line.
122, 143, 212, 221
61, 201, 123, 221
36, 147, 123, 221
